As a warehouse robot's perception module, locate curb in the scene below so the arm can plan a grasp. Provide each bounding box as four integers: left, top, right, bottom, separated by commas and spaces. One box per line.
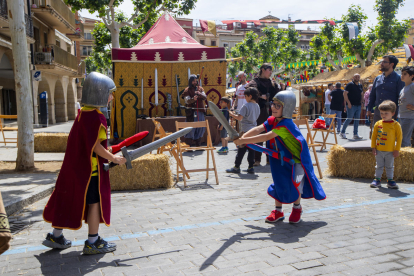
5, 184, 54, 216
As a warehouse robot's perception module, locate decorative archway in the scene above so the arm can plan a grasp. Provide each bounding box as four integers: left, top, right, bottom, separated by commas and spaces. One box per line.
54, 79, 67, 122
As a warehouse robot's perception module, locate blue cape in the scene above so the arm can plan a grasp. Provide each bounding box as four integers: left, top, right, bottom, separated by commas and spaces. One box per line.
249, 117, 326, 203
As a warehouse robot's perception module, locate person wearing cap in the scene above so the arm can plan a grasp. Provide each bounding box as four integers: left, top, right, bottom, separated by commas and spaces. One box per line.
245, 63, 280, 166
234, 90, 326, 224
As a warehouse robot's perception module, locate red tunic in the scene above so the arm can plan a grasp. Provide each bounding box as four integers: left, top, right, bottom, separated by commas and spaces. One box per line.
43, 110, 111, 230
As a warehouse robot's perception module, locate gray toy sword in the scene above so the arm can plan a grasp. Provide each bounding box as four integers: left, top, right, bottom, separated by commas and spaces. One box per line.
103, 127, 193, 171
208, 101, 239, 141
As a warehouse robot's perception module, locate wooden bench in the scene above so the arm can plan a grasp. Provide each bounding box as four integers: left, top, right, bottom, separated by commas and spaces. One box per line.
0, 115, 18, 146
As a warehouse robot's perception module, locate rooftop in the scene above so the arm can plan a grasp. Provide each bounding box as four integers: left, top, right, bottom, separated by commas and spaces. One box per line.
259, 14, 280, 21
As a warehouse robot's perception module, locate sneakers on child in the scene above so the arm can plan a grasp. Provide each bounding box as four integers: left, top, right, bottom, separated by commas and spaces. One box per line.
387, 180, 399, 189
265, 210, 284, 223
352, 135, 363, 140
339, 133, 347, 139
83, 236, 117, 255
370, 179, 381, 188
247, 167, 255, 174
217, 147, 227, 153
289, 207, 302, 224
42, 233, 72, 249
226, 166, 240, 173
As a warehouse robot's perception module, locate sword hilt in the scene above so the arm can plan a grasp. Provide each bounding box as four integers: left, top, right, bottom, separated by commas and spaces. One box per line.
103, 147, 132, 171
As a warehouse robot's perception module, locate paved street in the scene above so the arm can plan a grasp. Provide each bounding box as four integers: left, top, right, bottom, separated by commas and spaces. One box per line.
1, 124, 414, 275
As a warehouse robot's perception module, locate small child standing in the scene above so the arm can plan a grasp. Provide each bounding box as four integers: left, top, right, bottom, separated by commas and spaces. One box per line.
217, 97, 231, 153
226, 88, 260, 174
370, 100, 402, 189
234, 90, 326, 223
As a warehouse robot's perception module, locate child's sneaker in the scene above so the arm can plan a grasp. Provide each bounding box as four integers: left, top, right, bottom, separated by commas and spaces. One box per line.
217, 147, 226, 153
339, 133, 347, 139
83, 236, 117, 255
370, 179, 381, 188
226, 166, 240, 173
265, 210, 284, 223
387, 180, 399, 189
42, 233, 72, 249
247, 167, 255, 174
289, 207, 302, 224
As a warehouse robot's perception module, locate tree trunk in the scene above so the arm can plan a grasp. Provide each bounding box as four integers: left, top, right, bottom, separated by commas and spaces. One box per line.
366, 39, 384, 64
355, 53, 366, 68
327, 53, 341, 71
337, 53, 343, 69
7, 0, 34, 170
110, 22, 120, 48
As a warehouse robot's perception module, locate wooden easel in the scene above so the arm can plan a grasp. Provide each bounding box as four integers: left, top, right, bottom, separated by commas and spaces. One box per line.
175, 120, 219, 187
151, 118, 190, 179
311, 113, 338, 151
293, 118, 323, 179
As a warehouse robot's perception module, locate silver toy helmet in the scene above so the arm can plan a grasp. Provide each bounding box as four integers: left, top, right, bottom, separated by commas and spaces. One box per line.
81, 72, 116, 107
273, 89, 296, 119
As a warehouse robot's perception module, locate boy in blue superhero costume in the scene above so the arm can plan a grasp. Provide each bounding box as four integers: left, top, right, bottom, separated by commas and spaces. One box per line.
234, 90, 326, 223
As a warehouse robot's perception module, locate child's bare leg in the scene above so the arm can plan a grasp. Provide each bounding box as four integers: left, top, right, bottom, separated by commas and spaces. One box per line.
275, 199, 282, 208
223, 138, 228, 147
294, 198, 301, 205
87, 203, 100, 235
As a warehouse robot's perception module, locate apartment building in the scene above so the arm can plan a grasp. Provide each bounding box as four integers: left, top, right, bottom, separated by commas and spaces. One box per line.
405, 18, 414, 45
0, 0, 85, 125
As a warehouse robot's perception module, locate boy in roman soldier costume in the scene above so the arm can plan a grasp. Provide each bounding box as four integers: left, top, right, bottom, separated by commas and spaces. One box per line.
181, 74, 207, 146
234, 90, 326, 223
42, 72, 126, 254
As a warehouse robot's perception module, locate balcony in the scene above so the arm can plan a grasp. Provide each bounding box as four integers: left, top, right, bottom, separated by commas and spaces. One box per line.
35, 44, 78, 76
0, 0, 34, 42
74, 60, 86, 78
31, 0, 76, 35
66, 19, 84, 41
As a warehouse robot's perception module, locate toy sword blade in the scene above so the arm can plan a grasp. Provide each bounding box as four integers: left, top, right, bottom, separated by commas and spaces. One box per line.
246, 144, 295, 166
208, 101, 239, 141
103, 127, 193, 171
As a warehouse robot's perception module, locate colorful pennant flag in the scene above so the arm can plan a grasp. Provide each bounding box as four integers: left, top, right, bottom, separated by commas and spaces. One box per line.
200, 20, 217, 37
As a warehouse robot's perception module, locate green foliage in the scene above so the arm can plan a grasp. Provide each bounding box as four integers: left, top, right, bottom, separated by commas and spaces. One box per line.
227, 27, 305, 79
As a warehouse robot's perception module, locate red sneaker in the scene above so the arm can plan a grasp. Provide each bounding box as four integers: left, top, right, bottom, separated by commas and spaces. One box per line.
265, 210, 284, 223
289, 207, 302, 223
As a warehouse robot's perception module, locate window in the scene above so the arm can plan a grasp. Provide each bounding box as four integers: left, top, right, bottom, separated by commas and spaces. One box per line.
223, 43, 229, 48
300, 45, 305, 50
55, 39, 60, 47
200, 40, 205, 45
67, 45, 71, 53
88, 46, 93, 55
85, 33, 92, 40
82, 46, 87, 56
211, 40, 216, 46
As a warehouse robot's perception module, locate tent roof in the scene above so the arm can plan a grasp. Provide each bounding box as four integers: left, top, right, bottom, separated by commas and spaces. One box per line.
112, 12, 226, 63
294, 65, 381, 87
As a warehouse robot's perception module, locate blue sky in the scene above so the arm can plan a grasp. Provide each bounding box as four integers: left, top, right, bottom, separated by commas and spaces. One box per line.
80, 0, 413, 31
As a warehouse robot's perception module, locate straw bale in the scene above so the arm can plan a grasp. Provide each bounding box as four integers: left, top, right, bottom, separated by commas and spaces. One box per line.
326, 144, 414, 182
110, 153, 173, 190
34, 133, 68, 152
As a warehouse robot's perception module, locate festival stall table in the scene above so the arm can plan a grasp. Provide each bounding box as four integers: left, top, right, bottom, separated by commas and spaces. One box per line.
135, 116, 221, 146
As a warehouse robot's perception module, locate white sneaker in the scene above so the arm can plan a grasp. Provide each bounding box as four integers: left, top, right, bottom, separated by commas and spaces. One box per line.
353, 135, 363, 140
339, 133, 347, 139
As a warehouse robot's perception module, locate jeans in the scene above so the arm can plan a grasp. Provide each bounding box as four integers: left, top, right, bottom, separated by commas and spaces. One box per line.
341, 105, 361, 135
235, 146, 255, 168
184, 112, 206, 140
375, 150, 394, 179
330, 110, 342, 132
325, 104, 331, 126
399, 118, 414, 147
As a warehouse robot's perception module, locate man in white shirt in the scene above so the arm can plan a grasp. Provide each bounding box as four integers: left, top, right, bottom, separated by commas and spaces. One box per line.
232, 71, 248, 112
324, 83, 333, 127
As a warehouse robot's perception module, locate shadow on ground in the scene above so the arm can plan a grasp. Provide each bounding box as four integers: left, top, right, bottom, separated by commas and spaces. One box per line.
200, 221, 327, 271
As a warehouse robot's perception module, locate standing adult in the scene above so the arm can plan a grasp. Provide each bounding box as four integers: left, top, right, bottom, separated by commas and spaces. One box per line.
329, 83, 345, 133
368, 55, 405, 124
232, 71, 248, 112
364, 84, 373, 126
340, 74, 363, 139
245, 63, 280, 166
181, 74, 206, 147
399, 66, 414, 147
324, 83, 334, 127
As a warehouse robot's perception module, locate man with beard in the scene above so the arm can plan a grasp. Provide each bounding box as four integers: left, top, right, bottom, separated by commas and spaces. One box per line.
245, 63, 280, 166
181, 74, 207, 146
368, 55, 405, 124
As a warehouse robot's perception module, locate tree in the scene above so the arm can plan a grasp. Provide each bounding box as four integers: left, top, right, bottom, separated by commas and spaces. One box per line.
65, 0, 198, 48
7, 0, 34, 170
227, 27, 305, 80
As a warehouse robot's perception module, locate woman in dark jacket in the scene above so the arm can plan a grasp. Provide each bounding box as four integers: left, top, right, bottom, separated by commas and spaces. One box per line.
245, 63, 280, 166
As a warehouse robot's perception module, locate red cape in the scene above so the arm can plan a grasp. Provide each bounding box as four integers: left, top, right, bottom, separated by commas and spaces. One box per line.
43, 110, 111, 230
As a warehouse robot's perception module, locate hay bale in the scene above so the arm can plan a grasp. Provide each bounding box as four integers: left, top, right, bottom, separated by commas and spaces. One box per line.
327, 144, 414, 182
34, 133, 68, 152
110, 153, 173, 190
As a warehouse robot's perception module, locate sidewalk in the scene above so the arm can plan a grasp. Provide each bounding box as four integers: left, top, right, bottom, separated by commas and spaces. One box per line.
0, 121, 371, 216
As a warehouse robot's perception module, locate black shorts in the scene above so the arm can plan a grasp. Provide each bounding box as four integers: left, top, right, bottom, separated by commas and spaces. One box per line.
86, 176, 100, 204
